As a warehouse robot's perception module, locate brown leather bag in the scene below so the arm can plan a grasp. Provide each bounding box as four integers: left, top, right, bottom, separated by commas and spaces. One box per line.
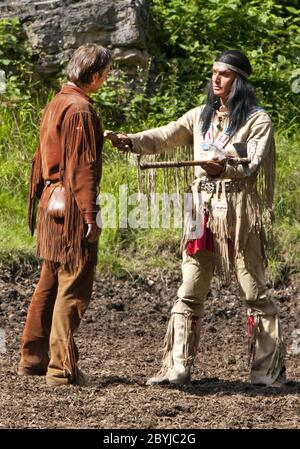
46, 183, 65, 219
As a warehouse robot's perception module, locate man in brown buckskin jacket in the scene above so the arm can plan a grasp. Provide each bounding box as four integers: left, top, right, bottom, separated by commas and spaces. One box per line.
18, 44, 111, 386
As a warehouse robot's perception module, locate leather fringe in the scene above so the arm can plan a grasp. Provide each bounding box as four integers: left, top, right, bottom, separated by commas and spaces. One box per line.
28, 148, 44, 236
259, 135, 276, 222
36, 204, 66, 264
207, 180, 232, 283
247, 313, 260, 368
160, 312, 200, 372
160, 313, 175, 373
63, 330, 79, 381
248, 311, 285, 378
267, 319, 285, 377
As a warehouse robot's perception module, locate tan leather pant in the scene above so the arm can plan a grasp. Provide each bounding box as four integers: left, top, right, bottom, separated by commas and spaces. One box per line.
176, 234, 270, 312
172, 233, 284, 385
19, 258, 95, 384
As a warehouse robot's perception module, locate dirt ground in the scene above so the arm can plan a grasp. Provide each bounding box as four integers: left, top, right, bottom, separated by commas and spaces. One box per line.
0, 261, 299, 429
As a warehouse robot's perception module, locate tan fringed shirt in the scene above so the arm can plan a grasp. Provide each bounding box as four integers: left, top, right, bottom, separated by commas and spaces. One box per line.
129, 106, 275, 276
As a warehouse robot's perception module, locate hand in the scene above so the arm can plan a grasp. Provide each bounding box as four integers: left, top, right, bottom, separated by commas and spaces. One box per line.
105, 131, 132, 152
85, 223, 101, 243
200, 161, 225, 177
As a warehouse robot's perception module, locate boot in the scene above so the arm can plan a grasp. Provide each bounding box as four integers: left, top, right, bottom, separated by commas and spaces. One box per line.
147, 312, 202, 386
18, 339, 50, 376
247, 306, 286, 386
46, 368, 87, 386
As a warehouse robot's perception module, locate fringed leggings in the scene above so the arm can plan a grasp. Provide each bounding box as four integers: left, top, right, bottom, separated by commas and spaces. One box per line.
174, 233, 285, 385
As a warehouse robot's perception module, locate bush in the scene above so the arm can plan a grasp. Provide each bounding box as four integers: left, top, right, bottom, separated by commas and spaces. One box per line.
146, 0, 300, 126
0, 17, 36, 99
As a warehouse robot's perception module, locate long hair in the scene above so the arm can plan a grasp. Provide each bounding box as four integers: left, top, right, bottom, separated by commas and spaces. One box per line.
201, 50, 257, 136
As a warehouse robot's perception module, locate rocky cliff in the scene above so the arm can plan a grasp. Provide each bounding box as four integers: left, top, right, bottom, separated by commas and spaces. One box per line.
0, 0, 150, 76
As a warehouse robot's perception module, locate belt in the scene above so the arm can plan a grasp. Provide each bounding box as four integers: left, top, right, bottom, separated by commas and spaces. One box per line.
199, 180, 241, 194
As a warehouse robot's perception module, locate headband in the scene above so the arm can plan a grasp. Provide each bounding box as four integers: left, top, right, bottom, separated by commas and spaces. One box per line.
214, 62, 249, 78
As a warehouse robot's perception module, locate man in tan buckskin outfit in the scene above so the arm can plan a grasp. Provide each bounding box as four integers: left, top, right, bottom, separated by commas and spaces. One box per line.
18, 44, 111, 386
111, 50, 286, 387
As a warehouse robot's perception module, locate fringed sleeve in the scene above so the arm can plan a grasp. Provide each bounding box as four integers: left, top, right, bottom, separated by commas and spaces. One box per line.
261, 134, 275, 214
221, 115, 275, 181
220, 114, 275, 212
61, 110, 101, 224
54, 110, 101, 268
28, 147, 44, 235
129, 108, 195, 155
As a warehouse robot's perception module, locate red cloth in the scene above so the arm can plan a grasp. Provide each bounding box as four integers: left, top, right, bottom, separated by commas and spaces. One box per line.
247, 315, 255, 337
186, 213, 214, 256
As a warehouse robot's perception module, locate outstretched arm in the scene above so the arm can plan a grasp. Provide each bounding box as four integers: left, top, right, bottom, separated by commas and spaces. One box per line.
107, 109, 198, 155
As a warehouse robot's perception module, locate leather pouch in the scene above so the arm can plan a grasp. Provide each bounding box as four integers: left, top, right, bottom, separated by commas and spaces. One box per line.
46, 183, 65, 219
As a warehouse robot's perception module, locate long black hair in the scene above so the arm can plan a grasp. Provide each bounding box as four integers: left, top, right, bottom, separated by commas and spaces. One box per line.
201, 50, 257, 136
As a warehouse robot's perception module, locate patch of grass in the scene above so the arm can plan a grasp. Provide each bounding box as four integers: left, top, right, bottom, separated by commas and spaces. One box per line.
0, 193, 35, 252
265, 132, 300, 286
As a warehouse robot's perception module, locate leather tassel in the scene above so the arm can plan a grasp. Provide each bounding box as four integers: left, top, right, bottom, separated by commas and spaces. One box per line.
28, 148, 44, 235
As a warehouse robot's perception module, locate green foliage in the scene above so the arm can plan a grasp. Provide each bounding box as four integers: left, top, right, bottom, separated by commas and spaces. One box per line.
269, 131, 300, 284
147, 0, 300, 126
0, 17, 36, 99
92, 0, 300, 133
0, 100, 40, 199
267, 133, 300, 285
92, 66, 184, 130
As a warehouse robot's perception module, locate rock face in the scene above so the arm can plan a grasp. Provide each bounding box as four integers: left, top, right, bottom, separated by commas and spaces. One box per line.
0, 0, 150, 76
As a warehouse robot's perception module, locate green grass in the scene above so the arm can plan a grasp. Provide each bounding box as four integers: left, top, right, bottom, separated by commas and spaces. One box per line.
0, 197, 35, 252
267, 132, 300, 285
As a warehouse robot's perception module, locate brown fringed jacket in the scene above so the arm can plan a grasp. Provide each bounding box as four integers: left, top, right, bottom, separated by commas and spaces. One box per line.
28, 84, 103, 268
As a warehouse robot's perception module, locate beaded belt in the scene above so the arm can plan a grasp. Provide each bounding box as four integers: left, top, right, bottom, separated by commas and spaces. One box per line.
199, 180, 241, 194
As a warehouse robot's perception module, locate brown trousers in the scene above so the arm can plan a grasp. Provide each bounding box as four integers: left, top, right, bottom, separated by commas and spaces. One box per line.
19, 258, 95, 384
